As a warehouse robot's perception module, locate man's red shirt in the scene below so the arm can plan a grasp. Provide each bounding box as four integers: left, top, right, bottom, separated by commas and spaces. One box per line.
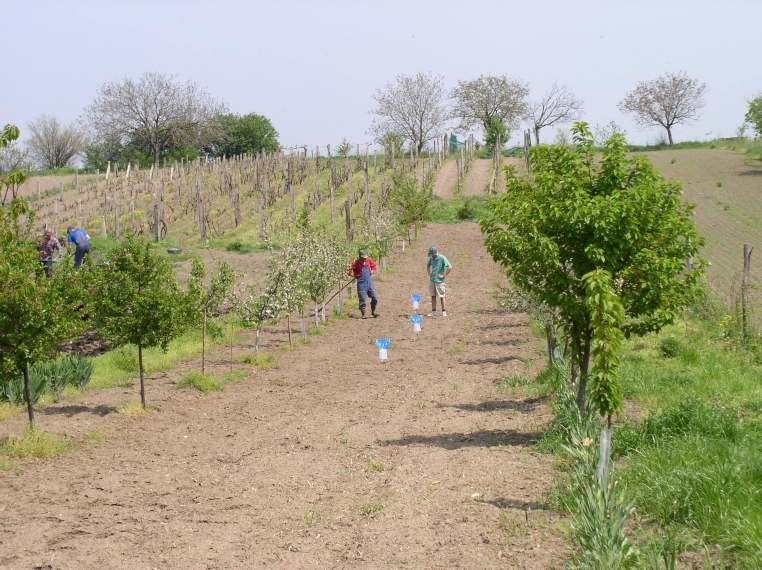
349, 257, 377, 278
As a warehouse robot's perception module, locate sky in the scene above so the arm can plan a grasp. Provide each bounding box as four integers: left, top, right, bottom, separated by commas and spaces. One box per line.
2, 0, 761, 149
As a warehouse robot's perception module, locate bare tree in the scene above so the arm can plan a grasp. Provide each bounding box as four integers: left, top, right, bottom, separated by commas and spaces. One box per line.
593, 121, 627, 146
85, 72, 225, 165
0, 140, 30, 174
529, 84, 583, 144
26, 115, 84, 169
619, 72, 706, 145
371, 72, 447, 154
451, 75, 529, 134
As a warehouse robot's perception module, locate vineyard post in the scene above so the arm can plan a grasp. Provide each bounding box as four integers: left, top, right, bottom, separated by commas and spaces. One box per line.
194, 169, 206, 242
287, 158, 295, 220
344, 199, 352, 242
258, 198, 266, 241
364, 151, 371, 218
328, 145, 336, 223
742, 243, 753, 339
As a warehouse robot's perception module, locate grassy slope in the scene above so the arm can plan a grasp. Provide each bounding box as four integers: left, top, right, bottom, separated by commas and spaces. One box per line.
637, 148, 762, 314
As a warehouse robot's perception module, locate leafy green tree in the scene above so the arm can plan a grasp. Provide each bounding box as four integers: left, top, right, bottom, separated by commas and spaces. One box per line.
1, 124, 26, 202
482, 122, 703, 410
484, 117, 508, 153
208, 113, 280, 157
0, 199, 84, 426
391, 172, 433, 238
89, 237, 189, 408
745, 95, 762, 137
187, 260, 235, 374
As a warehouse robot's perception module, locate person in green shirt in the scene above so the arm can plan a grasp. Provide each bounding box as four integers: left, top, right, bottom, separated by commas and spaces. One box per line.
426, 245, 452, 317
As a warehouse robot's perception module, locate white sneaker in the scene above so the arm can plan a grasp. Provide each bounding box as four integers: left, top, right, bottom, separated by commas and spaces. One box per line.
427, 312, 437, 317
442, 311, 448, 317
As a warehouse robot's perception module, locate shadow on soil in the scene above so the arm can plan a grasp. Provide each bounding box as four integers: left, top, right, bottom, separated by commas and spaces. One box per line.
439, 397, 545, 413
381, 428, 542, 450
481, 497, 551, 511
478, 322, 527, 331
42, 404, 117, 417
477, 338, 523, 347
460, 355, 527, 365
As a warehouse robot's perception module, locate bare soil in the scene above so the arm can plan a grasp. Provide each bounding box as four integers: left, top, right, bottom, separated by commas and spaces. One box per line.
432, 160, 458, 198
0, 223, 568, 569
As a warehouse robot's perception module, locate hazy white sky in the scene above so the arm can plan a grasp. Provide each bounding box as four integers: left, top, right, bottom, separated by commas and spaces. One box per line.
3, 0, 761, 148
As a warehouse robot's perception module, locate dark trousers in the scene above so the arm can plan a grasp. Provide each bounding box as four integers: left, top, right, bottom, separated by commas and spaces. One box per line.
41, 259, 53, 278
357, 284, 378, 315
74, 245, 90, 270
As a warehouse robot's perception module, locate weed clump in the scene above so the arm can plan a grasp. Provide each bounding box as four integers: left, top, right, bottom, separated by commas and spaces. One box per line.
1, 429, 72, 458
117, 401, 151, 416
359, 502, 385, 516
177, 372, 224, 392
240, 352, 277, 368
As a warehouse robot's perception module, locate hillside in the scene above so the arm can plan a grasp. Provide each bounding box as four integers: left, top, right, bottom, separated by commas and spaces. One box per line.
639, 148, 762, 310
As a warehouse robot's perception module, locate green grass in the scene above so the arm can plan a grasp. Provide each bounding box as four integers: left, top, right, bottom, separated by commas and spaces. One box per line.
0, 456, 15, 470
177, 371, 224, 392
116, 401, 150, 416
90, 317, 242, 389
430, 196, 489, 223
0, 428, 72, 458
626, 137, 762, 160
84, 431, 108, 443
611, 318, 762, 565
366, 462, 385, 473
359, 502, 385, 516
239, 352, 277, 368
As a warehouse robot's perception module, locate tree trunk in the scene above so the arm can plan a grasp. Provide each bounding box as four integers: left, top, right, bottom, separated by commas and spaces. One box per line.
138, 343, 146, 409
576, 330, 592, 412
201, 312, 206, 374
255, 327, 261, 352
287, 314, 293, 349
534, 126, 540, 146
666, 126, 674, 145
544, 321, 556, 367
23, 363, 34, 428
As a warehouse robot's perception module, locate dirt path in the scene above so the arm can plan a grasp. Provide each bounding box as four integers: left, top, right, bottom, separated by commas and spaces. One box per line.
463, 159, 491, 197
432, 160, 458, 198
0, 223, 567, 569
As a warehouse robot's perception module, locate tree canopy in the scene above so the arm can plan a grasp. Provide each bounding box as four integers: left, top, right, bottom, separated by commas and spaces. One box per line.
371, 72, 447, 154
89, 237, 189, 408
207, 113, 279, 157
481, 122, 703, 409
619, 72, 705, 145
0, 199, 84, 426
451, 75, 529, 133
745, 95, 762, 137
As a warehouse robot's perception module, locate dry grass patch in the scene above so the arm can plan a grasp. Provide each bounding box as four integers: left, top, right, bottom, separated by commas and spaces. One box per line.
117, 401, 151, 416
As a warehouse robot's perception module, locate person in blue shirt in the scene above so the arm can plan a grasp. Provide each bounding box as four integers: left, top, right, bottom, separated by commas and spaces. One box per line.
67, 225, 91, 270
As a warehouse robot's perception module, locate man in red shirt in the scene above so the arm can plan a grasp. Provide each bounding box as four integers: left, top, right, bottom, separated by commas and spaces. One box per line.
349, 249, 379, 319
